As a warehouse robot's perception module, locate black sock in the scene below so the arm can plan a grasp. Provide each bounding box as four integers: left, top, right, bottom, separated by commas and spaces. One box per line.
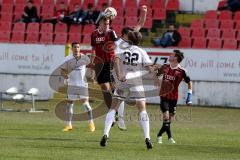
102, 91, 112, 109
157, 125, 165, 137
164, 120, 172, 139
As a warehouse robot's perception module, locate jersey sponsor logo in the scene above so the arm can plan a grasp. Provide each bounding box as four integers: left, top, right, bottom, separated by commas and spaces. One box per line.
96, 37, 105, 43
164, 75, 175, 81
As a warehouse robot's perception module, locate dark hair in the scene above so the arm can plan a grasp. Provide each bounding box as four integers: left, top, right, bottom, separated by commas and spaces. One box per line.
174, 50, 184, 63
121, 27, 134, 36
87, 3, 93, 9
27, 0, 33, 3
102, 3, 108, 7
127, 31, 142, 45
71, 42, 80, 47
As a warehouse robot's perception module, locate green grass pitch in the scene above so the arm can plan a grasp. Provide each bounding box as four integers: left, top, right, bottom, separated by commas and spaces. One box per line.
0, 99, 240, 160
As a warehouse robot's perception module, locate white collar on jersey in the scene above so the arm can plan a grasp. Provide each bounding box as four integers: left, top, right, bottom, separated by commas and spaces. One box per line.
170, 64, 181, 69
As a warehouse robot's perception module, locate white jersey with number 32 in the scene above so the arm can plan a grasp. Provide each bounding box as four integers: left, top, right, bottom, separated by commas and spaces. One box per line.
114, 44, 152, 86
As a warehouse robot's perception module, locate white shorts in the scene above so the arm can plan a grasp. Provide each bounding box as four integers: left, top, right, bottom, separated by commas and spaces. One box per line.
67, 85, 89, 101
113, 85, 146, 101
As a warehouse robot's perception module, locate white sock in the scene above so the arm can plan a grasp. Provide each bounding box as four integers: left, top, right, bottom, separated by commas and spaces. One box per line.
104, 109, 116, 137
83, 102, 93, 123
118, 101, 125, 122
139, 111, 150, 139
66, 103, 73, 126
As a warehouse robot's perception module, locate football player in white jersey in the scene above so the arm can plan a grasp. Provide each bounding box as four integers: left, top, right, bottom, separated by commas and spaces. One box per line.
100, 31, 153, 149
113, 5, 148, 131
61, 42, 95, 132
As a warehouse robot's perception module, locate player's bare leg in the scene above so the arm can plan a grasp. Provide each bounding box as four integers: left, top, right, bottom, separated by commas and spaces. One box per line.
80, 98, 95, 132
100, 98, 121, 146
136, 100, 152, 149
100, 83, 113, 109
63, 100, 74, 132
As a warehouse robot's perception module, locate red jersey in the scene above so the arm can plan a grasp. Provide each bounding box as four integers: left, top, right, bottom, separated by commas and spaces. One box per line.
160, 64, 190, 101
91, 29, 118, 63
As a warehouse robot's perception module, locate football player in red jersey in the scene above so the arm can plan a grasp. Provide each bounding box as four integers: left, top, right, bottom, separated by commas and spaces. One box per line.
155, 50, 193, 144
91, 16, 117, 109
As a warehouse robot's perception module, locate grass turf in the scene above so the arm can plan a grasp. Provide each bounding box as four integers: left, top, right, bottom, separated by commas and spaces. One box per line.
0, 99, 240, 160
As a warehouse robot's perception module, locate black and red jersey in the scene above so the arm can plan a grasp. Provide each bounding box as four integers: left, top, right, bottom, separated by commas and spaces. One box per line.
91, 29, 118, 63
160, 64, 190, 101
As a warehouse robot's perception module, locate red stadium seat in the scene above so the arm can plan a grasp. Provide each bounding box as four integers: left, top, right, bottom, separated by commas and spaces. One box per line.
54, 23, 67, 34
219, 11, 232, 20
69, 0, 82, 6
112, 17, 124, 26
166, 0, 179, 11
41, 5, 55, 19
178, 37, 192, 48
234, 11, 240, 21
125, 0, 138, 8
0, 31, 11, 42
40, 23, 53, 33
207, 38, 222, 49
54, 33, 67, 44
192, 37, 207, 49
205, 19, 219, 29
1, 4, 14, 14
112, 25, 123, 36
12, 23, 26, 33
11, 32, 25, 43
25, 32, 39, 43
190, 19, 204, 29
221, 29, 236, 39
178, 27, 191, 37
223, 39, 237, 49
26, 23, 40, 34
114, 7, 123, 17
235, 21, 240, 30
14, 4, 25, 18
0, 22, 12, 32
152, 0, 165, 10
142, 18, 153, 29
153, 8, 166, 20
220, 20, 234, 29
125, 7, 138, 17
82, 35, 91, 44
207, 28, 221, 38
192, 28, 206, 38
204, 10, 218, 20
139, 0, 152, 8
237, 31, 240, 41
56, 0, 68, 5
111, 0, 123, 8
125, 17, 138, 28
15, 0, 28, 4
69, 25, 82, 34
68, 33, 81, 43
40, 33, 53, 44
0, 13, 13, 22
82, 25, 96, 35
1, 0, 14, 5
42, 0, 55, 6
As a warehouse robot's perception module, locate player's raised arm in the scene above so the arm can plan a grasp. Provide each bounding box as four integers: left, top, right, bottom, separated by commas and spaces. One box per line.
134, 5, 147, 32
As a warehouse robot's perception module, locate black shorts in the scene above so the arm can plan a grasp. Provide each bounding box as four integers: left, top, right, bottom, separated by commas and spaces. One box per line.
95, 62, 114, 84
160, 98, 178, 115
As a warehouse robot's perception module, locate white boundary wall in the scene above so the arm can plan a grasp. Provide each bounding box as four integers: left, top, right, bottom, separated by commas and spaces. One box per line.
0, 43, 240, 107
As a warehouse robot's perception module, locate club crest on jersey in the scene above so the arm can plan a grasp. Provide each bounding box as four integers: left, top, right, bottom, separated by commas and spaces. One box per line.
96, 37, 105, 43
